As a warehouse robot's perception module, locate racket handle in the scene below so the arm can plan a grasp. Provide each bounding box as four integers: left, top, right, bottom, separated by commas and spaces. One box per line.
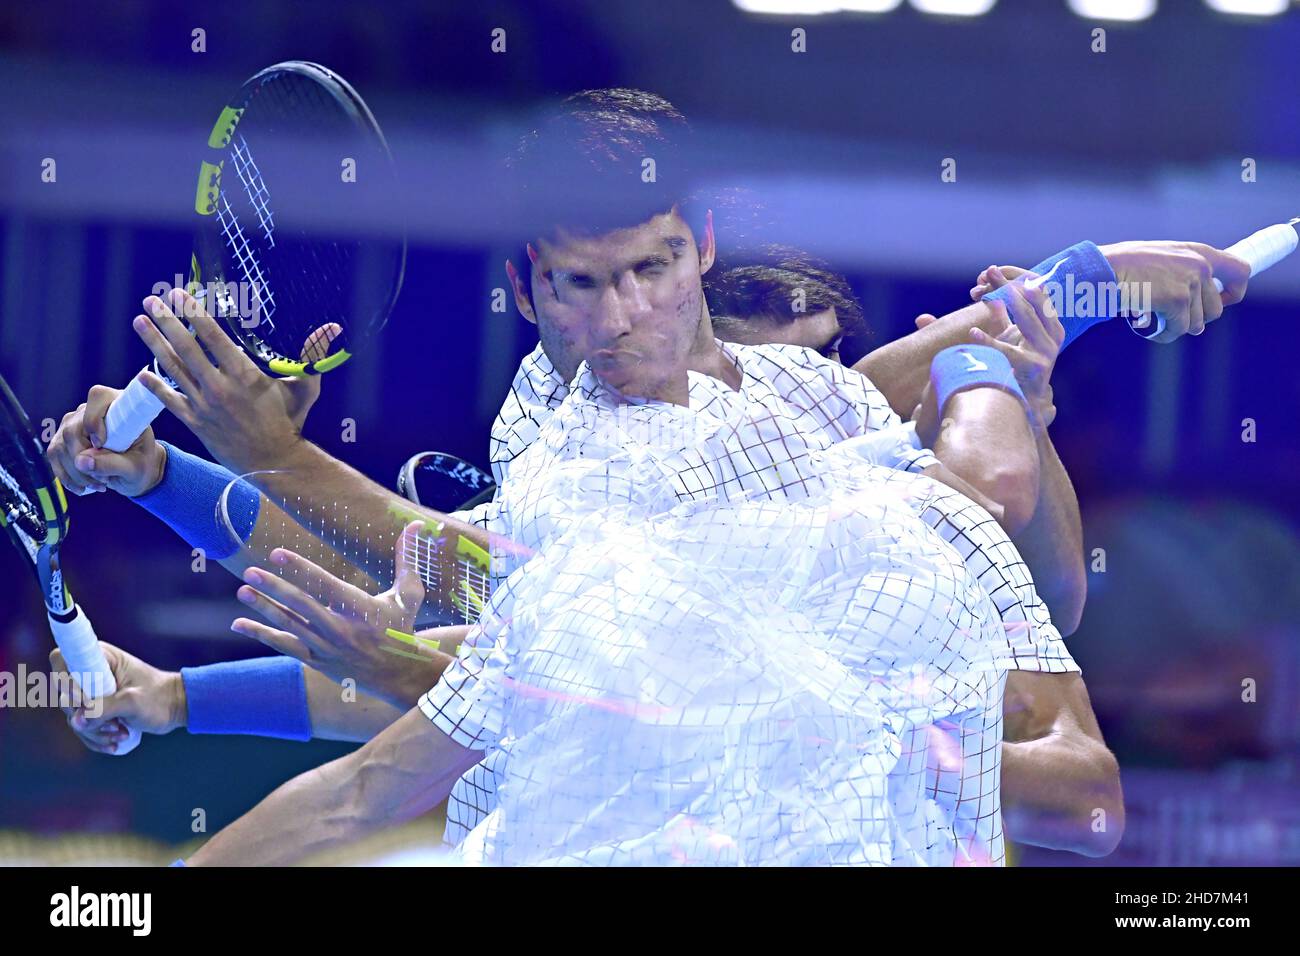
1139, 221, 1300, 340
102, 372, 166, 453
48, 608, 143, 756
1222, 221, 1300, 279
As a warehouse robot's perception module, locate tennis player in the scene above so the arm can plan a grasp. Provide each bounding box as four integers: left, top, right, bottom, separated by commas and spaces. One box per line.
166, 305, 1067, 865
50, 250, 1114, 858
48, 88, 1245, 863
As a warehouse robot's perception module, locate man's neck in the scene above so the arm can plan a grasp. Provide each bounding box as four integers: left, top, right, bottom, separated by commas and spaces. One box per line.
686, 312, 742, 390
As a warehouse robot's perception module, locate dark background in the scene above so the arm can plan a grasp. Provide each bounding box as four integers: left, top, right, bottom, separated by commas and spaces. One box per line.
1, 0, 1297, 865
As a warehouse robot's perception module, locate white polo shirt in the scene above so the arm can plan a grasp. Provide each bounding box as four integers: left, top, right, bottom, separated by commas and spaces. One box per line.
433, 342, 1075, 865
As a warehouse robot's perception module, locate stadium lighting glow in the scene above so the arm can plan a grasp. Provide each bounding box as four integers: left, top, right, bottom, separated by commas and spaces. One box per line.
1066, 0, 1158, 21
908, 0, 998, 14
731, 0, 846, 13
1204, 0, 1288, 15
838, 0, 907, 11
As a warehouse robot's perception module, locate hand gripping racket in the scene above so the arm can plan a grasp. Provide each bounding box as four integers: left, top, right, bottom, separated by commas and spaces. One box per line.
1131, 219, 1300, 339
0, 374, 141, 754
102, 61, 405, 452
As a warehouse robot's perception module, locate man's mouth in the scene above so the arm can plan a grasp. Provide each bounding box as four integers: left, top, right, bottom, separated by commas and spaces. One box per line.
591, 347, 636, 364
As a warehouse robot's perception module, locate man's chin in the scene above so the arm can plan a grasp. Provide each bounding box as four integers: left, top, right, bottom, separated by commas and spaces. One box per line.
593, 370, 649, 398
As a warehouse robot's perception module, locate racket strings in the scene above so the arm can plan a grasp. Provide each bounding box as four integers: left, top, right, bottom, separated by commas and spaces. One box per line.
204, 66, 398, 369
215, 191, 277, 333
241, 490, 491, 629
399, 531, 491, 624
229, 134, 275, 248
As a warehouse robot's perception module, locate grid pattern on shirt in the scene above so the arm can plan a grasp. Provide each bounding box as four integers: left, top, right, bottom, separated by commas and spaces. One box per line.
435, 343, 1075, 864
427, 473, 1009, 864
489, 343, 927, 485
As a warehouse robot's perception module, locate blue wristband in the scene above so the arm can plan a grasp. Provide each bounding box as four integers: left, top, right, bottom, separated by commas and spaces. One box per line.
930, 345, 1025, 416
982, 240, 1119, 351
181, 657, 311, 741
131, 443, 260, 560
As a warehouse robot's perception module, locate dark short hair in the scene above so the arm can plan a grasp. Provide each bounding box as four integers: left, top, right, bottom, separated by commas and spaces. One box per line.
506, 88, 703, 300
707, 244, 867, 338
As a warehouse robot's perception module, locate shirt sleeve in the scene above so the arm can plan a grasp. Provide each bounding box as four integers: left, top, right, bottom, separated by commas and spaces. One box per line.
821, 359, 940, 473
896, 471, 1079, 673
421, 497, 522, 750
418, 622, 511, 752
490, 345, 568, 484
832, 422, 940, 475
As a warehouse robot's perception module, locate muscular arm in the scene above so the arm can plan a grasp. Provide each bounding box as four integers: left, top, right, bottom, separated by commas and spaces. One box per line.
302, 667, 418, 742
237, 441, 497, 616
220, 492, 382, 589
928, 387, 1039, 536
848, 297, 1041, 536
1000, 671, 1124, 857
855, 301, 1004, 416
187, 708, 481, 866
860, 286, 1082, 616
919, 462, 1004, 526
1013, 432, 1086, 634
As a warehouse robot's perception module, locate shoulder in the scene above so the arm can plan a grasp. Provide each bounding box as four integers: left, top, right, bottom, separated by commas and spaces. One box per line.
502, 345, 568, 415
491, 346, 569, 481
736, 342, 899, 432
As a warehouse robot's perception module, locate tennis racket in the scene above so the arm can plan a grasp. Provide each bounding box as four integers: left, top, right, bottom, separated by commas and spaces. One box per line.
1130, 219, 1300, 340
216, 471, 494, 629
0, 374, 141, 754
396, 451, 496, 512
103, 60, 405, 452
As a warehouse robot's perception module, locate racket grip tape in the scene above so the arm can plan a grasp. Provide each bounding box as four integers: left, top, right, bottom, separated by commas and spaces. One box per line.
1215, 221, 1300, 288
102, 372, 166, 453
1143, 222, 1299, 339
47, 609, 143, 755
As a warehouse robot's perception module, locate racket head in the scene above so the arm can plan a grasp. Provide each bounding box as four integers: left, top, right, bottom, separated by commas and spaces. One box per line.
397, 451, 495, 512
191, 61, 405, 377
0, 373, 74, 613
0, 374, 69, 549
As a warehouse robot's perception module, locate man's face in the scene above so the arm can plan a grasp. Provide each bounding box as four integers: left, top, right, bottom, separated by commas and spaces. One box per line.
716, 308, 844, 364
519, 210, 709, 400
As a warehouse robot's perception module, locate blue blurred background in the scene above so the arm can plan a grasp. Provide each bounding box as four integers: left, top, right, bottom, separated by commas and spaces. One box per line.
1, 0, 1298, 865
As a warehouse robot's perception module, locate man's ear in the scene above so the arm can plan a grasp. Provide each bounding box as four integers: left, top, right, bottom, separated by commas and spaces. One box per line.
698, 208, 716, 276
504, 259, 537, 325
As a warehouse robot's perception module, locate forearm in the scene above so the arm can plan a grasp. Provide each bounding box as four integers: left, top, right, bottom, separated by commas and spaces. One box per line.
232, 491, 385, 590
1011, 432, 1086, 634
304, 667, 406, 742
131, 442, 380, 589
931, 389, 1040, 535
856, 302, 1003, 415
860, 241, 1121, 415
1001, 735, 1124, 857
254, 440, 498, 607
188, 750, 368, 865
188, 709, 480, 866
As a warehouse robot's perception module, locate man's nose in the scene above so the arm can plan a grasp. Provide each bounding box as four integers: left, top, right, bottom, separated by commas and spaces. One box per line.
595, 275, 650, 337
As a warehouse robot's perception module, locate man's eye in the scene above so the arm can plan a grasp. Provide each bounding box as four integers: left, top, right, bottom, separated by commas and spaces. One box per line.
636, 258, 671, 276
